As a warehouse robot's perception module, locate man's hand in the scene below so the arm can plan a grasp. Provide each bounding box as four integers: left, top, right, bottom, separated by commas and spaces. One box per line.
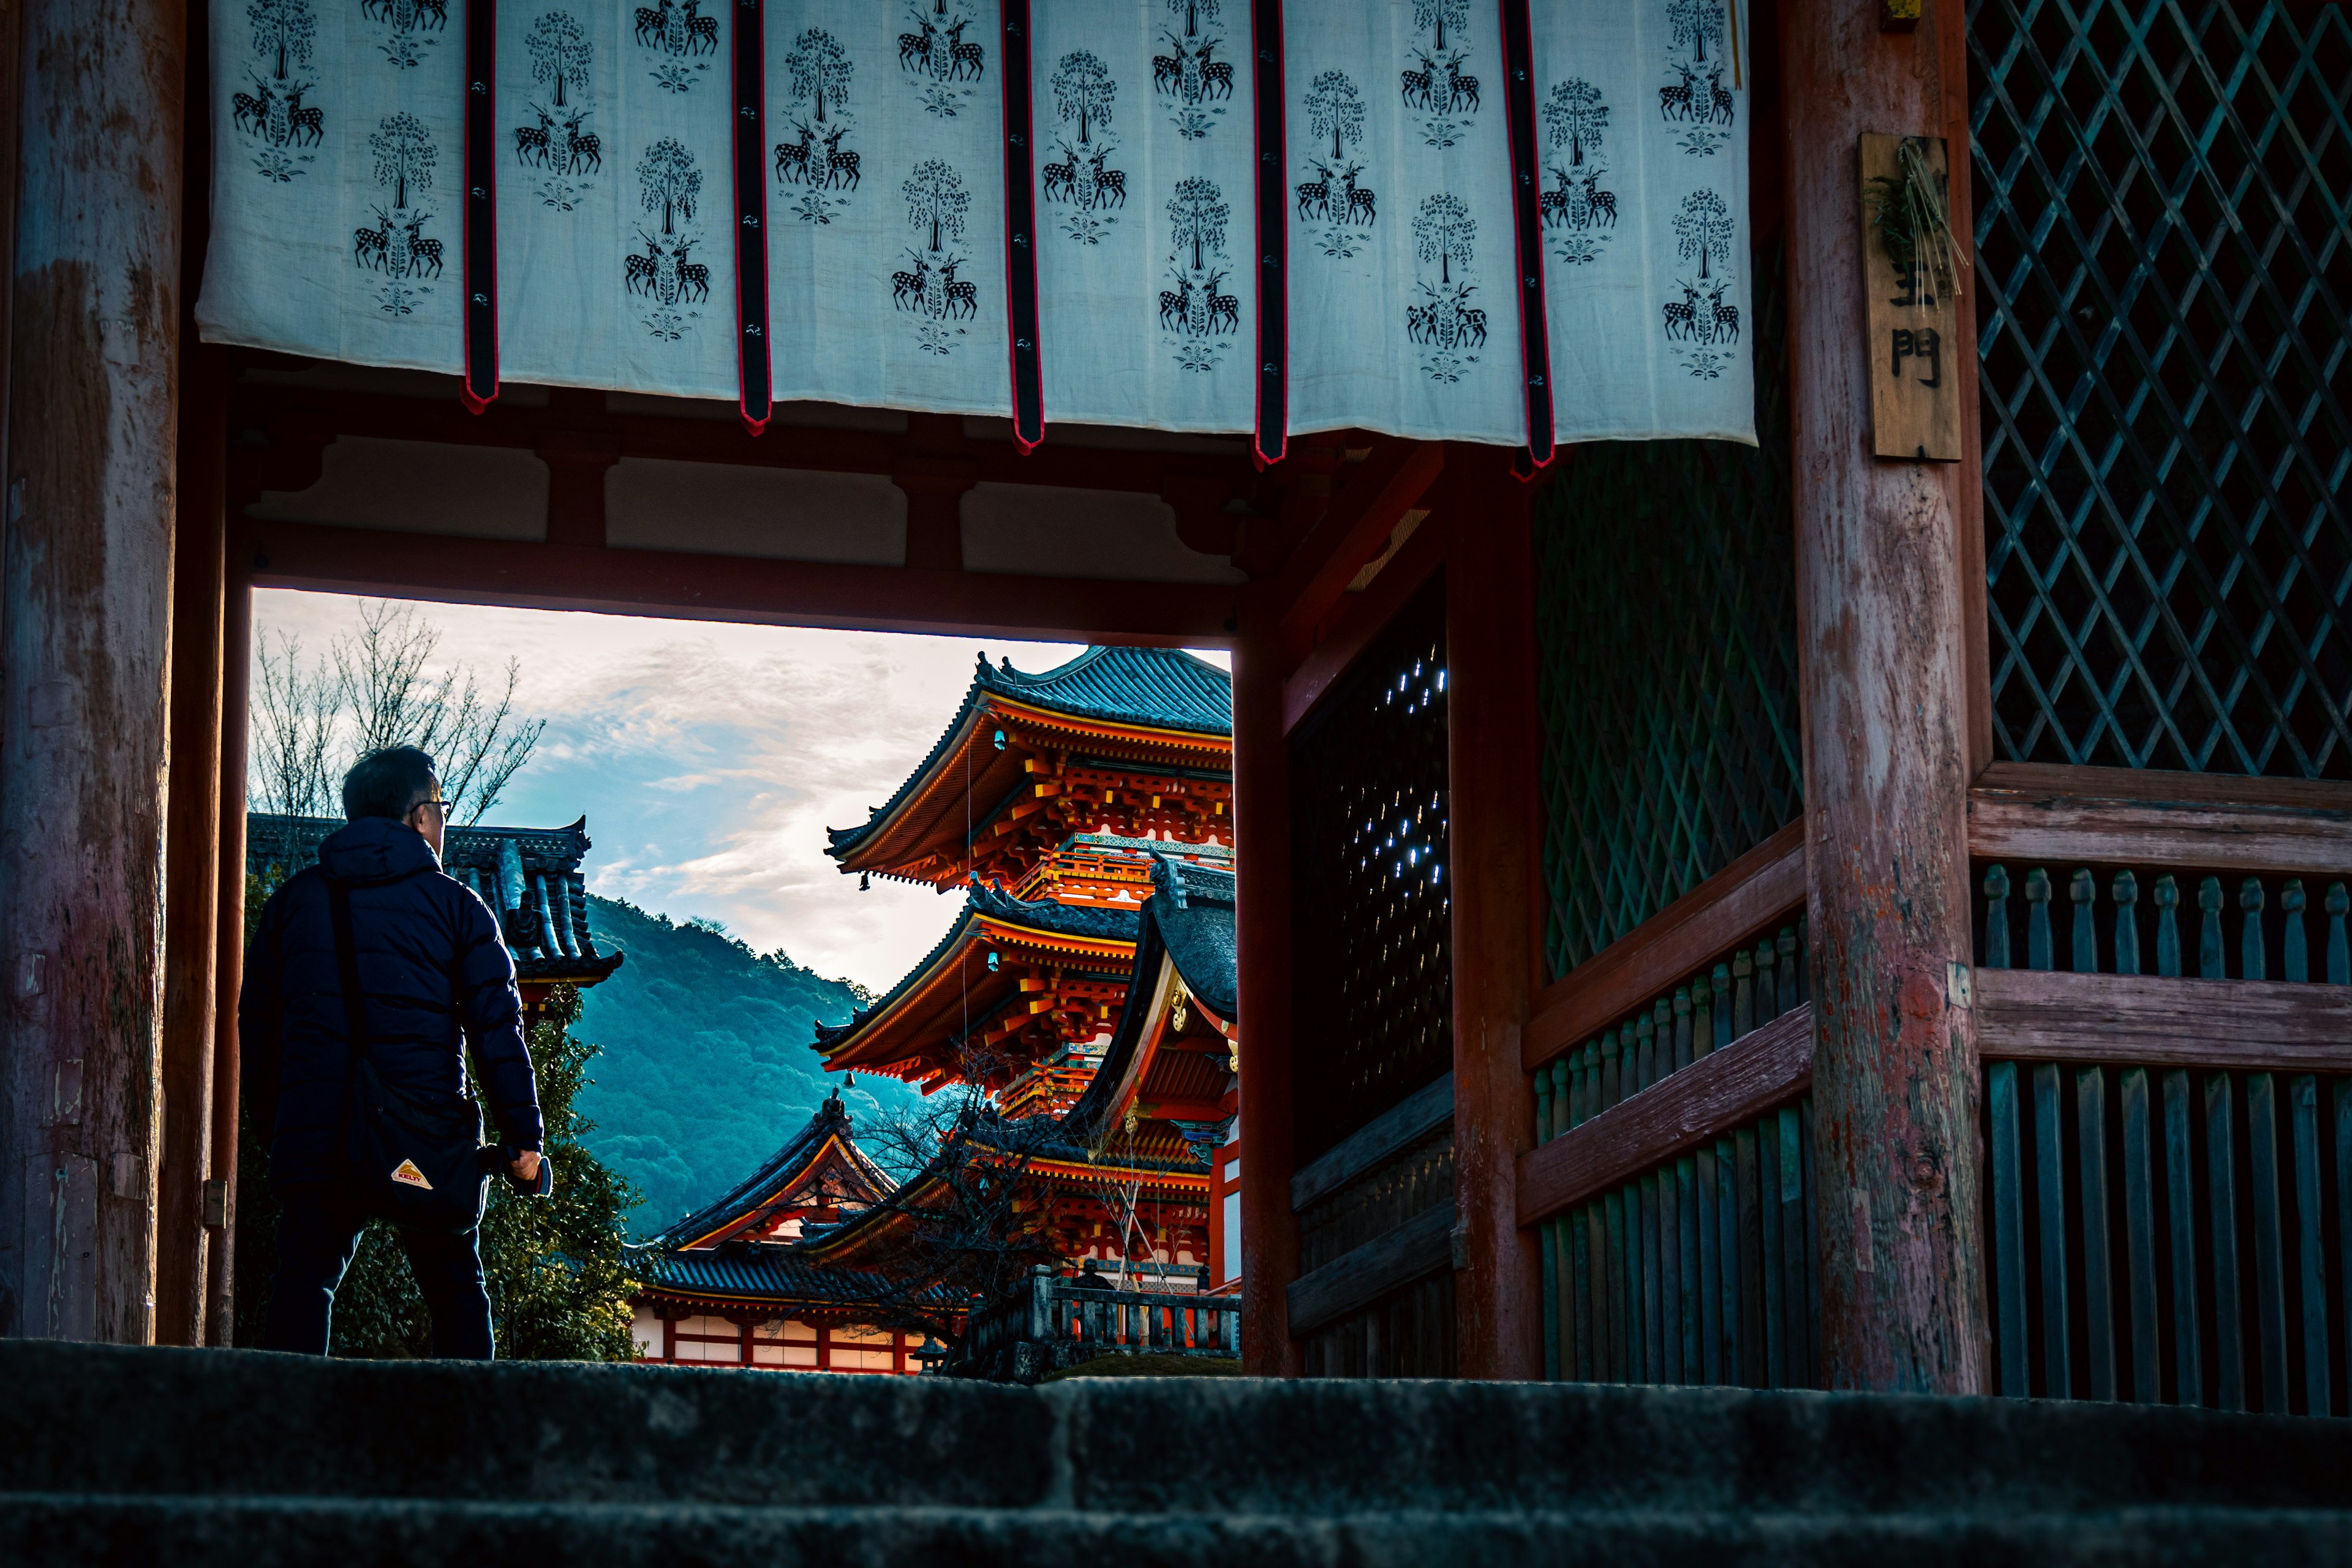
508, 1150, 543, 1186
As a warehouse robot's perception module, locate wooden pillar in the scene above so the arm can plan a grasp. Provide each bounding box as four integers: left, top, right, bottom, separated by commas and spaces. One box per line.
1232, 581, 1300, 1376
1446, 449, 1542, 1380
1783, 0, 1987, 1392
893, 415, 976, 573
0, 0, 184, 1343
157, 343, 227, 1347
538, 391, 619, 550
205, 557, 251, 1344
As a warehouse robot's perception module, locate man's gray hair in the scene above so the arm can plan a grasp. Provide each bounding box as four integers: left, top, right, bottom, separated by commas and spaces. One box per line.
342, 746, 440, 822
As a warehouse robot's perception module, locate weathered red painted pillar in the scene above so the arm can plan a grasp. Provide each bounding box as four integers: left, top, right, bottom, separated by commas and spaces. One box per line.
1782, 0, 1988, 1390
1446, 450, 1542, 1380
1232, 582, 1300, 1376
157, 342, 227, 1347
0, 0, 185, 1341
208, 560, 252, 1345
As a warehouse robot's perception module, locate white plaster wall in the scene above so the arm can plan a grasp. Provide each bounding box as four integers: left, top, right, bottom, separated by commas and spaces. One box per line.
605, 459, 907, 565
247, 436, 550, 541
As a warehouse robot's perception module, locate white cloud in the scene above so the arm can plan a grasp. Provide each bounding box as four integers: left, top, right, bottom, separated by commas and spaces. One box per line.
250, 589, 1182, 992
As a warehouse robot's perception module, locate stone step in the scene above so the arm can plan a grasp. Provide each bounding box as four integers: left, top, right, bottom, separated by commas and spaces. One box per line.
1, 1497, 2346, 1567
3, 1340, 2348, 1567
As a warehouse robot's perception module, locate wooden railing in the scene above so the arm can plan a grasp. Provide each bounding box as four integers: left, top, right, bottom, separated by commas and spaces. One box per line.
943, 1265, 1237, 1383
1518, 821, 1820, 1388
1975, 852, 2352, 1414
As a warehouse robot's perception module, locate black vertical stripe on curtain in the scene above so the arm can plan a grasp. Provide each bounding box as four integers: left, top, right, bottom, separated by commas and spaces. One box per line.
1497, 0, 1554, 470
731, 0, 771, 434
1250, 0, 1287, 469
461, 0, 498, 412
1001, 0, 1044, 451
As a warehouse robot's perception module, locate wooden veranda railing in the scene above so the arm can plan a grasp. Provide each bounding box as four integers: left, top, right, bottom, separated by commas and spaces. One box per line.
1516, 767, 2352, 1413
943, 1265, 1238, 1383
1518, 822, 1820, 1388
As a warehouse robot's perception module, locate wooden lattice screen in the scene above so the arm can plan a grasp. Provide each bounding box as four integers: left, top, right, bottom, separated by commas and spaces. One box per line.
1288, 578, 1453, 1166
1970, 0, 2352, 778
1532, 249, 1803, 982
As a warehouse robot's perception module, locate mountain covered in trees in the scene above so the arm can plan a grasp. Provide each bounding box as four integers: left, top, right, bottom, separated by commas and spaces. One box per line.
574, 894, 917, 1237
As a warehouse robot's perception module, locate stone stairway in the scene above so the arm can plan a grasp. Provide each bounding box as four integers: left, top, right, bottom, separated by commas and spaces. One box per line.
0, 1341, 2345, 1565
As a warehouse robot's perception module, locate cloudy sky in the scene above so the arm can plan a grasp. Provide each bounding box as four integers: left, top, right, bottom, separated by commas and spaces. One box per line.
254, 590, 1227, 992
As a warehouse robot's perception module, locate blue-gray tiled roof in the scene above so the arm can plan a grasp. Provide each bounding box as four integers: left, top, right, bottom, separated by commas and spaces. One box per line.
827, 647, 1231, 859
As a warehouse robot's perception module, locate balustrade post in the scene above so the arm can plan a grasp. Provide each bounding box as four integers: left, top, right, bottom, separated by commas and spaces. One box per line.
1782, 0, 1989, 1391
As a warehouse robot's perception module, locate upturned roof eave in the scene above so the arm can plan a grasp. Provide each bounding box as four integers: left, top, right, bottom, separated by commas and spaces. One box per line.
812, 890, 1139, 1076
823, 649, 1233, 876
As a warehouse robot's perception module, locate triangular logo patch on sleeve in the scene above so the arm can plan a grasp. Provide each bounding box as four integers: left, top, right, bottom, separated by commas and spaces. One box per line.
390, 1159, 434, 1190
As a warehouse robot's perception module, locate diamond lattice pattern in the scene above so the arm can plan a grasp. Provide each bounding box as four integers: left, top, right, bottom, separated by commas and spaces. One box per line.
1535, 251, 1803, 982
1971, 0, 2352, 777
1289, 578, 1453, 1165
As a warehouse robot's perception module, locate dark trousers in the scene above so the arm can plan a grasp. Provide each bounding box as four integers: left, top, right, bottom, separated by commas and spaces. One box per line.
262, 1183, 495, 1359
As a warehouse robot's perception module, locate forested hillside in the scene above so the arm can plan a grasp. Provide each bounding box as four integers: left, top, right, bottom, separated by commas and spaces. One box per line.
572, 895, 915, 1236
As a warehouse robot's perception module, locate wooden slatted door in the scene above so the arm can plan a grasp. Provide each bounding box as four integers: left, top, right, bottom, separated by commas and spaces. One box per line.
1284, 578, 1458, 1376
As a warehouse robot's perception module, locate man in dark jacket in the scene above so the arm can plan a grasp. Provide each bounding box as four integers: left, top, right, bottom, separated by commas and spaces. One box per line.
241, 746, 544, 1358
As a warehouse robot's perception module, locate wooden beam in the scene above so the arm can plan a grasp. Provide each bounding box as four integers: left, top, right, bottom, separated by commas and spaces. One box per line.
1970, 762, 2352, 878
243, 519, 1241, 645
1784, 0, 1987, 1393
1275, 440, 1444, 642
232, 380, 1259, 496
1289, 1073, 1452, 1213
1524, 820, 1806, 1074
1515, 1005, 1814, 1228
1280, 510, 1452, 735
1975, 970, 2352, 1074
1285, 1200, 1457, 1336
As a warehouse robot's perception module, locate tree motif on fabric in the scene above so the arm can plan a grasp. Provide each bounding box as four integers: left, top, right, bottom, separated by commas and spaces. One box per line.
1673, 189, 1730, 277
1408, 194, 1483, 383
1413, 194, 1473, 284
1297, 72, 1374, 258
1167, 0, 1218, 37
1544, 79, 1606, 166
628, 139, 708, 341
1043, 53, 1123, 243
1414, 0, 1468, 48
778, 29, 858, 224
529, 12, 592, 105
1306, 70, 1363, 160
249, 0, 314, 80
1663, 189, 1740, 379
372, 112, 436, 209
1667, 0, 1725, 62
899, 0, 984, 120
234, 0, 323, 183
1153, 24, 1232, 139
518, 13, 599, 210
895, 160, 974, 354
362, 0, 447, 72
1052, 51, 1115, 143
1160, 179, 1236, 373
787, 29, 852, 121
635, 0, 715, 94
1540, 80, 1614, 265
355, 115, 440, 317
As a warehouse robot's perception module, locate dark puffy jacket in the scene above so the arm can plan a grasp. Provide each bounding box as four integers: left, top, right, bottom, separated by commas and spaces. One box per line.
240, 815, 543, 1187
